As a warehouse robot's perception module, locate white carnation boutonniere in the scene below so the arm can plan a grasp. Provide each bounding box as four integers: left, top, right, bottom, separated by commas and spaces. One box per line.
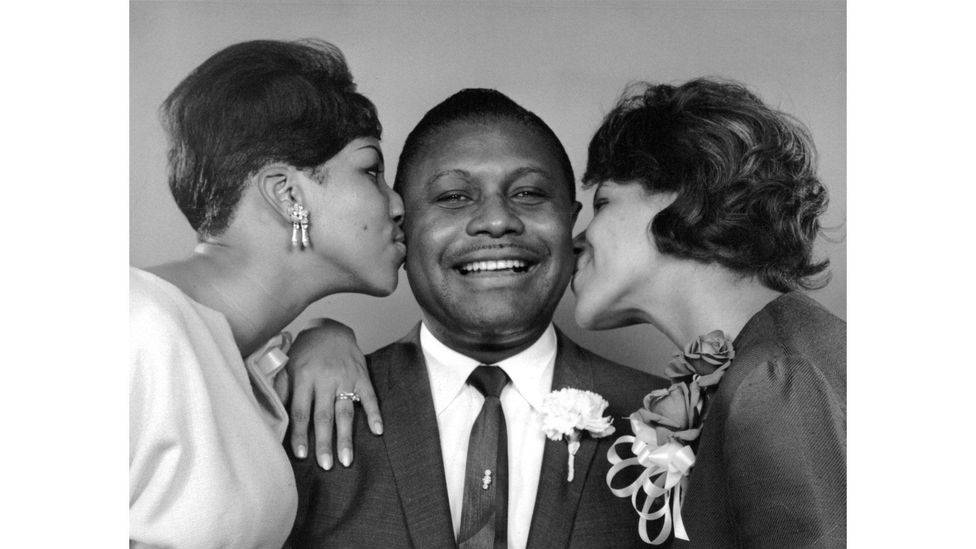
541, 388, 616, 481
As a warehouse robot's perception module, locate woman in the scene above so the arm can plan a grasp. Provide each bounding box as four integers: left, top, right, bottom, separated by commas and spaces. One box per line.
574, 78, 845, 547
129, 39, 404, 548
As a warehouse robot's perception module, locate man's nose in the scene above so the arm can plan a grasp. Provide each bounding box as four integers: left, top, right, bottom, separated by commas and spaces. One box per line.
466, 195, 525, 237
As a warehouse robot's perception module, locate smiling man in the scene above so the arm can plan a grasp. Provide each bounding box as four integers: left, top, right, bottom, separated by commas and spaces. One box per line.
288, 89, 666, 549
399, 104, 578, 366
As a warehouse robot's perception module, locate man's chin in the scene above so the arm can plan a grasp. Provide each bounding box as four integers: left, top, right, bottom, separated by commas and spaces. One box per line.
450, 305, 549, 339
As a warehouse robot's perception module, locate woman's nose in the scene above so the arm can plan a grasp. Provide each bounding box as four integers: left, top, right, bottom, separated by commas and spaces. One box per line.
572, 231, 587, 256
386, 185, 404, 225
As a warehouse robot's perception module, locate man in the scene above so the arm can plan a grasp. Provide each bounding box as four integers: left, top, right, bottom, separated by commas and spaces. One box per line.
288, 89, 666, 548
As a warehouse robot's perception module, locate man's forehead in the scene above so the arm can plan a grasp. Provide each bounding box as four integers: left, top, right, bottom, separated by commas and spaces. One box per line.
434, 121, 545, 154
404, 122, 567, 189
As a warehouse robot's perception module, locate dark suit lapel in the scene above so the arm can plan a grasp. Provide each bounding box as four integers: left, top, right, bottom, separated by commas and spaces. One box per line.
378, 324, 457, 549
525, 330, 600, 549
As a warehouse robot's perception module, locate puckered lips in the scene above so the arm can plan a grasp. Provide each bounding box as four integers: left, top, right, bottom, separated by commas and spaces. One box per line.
392, 229, 406, 255
570, 251, 591, 294
451, 244, 542, 278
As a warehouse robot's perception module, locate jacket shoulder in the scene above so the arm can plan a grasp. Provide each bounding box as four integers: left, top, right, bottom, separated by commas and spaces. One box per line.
556, 330, 666, 414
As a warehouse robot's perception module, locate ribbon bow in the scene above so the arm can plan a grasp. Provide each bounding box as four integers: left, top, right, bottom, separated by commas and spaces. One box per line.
606, 416, 695, 544
606, 330, 735, 545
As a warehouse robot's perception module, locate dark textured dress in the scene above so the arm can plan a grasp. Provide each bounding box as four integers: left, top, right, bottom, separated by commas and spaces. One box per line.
675, 292, 846, 548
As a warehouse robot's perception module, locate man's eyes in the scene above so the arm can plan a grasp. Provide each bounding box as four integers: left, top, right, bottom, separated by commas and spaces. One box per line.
511, 188, 551, 204
431, 188, 551, 207
434, 192, 472, 207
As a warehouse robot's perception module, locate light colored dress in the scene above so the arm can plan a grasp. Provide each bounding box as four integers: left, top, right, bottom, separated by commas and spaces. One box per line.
129, 267, 297, 548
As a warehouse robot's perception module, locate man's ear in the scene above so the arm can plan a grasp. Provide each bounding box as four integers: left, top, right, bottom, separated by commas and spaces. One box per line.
255, 164, 306, 223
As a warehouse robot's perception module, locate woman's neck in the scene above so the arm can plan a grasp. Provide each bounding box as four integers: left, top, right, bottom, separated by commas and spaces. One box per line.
639, 264, 783, 348
148, 242, 312, 356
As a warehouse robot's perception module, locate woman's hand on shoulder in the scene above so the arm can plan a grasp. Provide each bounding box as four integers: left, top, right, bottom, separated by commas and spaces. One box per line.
278, 318, 382, 471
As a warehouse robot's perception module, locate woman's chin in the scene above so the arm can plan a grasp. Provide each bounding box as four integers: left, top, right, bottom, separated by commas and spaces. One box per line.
575, 304, 640, 331
350, 270, 399, 298
372, 276, 399, 297
574, 305, 611, 331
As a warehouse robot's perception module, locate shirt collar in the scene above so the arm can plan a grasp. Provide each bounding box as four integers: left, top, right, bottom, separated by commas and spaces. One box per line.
420, 322, 557, 416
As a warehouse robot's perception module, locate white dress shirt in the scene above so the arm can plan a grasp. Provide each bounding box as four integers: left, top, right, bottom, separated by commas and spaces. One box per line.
420, 322, 556, 549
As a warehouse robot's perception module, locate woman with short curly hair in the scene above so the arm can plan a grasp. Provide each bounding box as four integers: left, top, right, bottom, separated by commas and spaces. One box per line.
573, 78, 845, 547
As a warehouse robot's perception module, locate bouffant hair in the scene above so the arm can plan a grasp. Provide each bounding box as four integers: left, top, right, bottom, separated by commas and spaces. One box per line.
584, 78, 830, 292
393, 88, 575, 202
161, 39, 381, 237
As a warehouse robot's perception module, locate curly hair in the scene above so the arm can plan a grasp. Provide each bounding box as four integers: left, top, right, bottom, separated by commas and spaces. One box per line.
583, 78, 830, 292
161, 39, 381, 237
393, 88, 575, 202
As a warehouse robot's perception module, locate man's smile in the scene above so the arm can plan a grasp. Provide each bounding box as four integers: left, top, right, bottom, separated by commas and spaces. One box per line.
457, 259, 534, 275
449, 243, 543, 277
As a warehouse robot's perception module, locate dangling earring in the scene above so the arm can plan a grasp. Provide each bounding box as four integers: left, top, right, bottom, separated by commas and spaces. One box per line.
289, 203, 310, 249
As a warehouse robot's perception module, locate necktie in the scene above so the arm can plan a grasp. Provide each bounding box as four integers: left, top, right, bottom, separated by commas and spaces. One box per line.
458, 365, 510, 549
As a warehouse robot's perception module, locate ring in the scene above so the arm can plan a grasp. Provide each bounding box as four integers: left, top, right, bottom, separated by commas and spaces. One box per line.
336, 392, 361, 403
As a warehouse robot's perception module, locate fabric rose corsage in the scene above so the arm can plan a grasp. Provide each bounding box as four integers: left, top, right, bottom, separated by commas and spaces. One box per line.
665, 329, 735, 388
541, 388, 616, 481
635, 383, 702, 446
607, 330, 735, 545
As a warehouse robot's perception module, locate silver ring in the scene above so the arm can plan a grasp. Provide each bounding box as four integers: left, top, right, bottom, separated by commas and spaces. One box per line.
336, 392, 361, 403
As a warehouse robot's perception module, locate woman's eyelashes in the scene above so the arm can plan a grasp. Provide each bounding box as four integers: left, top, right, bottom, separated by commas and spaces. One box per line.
592, 196, 609, 212
365, 164, 383, 183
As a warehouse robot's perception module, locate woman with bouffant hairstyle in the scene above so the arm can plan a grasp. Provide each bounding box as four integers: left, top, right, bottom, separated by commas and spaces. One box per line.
573, 78, 845, 547
130, 39, 405, 548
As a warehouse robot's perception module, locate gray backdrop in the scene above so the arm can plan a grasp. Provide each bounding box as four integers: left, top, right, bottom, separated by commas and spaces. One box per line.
130, 0, 846, 376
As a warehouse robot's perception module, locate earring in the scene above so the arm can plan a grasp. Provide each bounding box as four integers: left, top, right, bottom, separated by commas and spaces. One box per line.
289, 203, 310, 249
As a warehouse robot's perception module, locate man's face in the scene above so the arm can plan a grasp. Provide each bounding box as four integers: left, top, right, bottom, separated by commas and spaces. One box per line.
400, 119, 579, 359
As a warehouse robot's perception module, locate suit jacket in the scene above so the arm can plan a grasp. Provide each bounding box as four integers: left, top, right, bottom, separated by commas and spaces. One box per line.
675, 292, 846, 548
287, 323, 667, 548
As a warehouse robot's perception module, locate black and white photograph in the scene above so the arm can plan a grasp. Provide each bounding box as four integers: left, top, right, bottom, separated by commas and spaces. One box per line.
12, 0, 970, 545
125, 1, 852, 547
3, 0, 964, 545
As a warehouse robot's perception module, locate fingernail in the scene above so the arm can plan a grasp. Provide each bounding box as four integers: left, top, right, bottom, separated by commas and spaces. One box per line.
340, 448, 352, 467
296, 444, 307, 459
373, 421, 384, 435
319, 453, 333, 471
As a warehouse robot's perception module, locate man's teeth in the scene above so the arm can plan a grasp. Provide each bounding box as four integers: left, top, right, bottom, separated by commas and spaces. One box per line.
459, 259, 529, 274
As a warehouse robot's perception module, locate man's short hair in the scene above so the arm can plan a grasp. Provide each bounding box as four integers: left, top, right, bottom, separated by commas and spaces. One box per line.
161, 39, 381, 237
393, 88, 575, 202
